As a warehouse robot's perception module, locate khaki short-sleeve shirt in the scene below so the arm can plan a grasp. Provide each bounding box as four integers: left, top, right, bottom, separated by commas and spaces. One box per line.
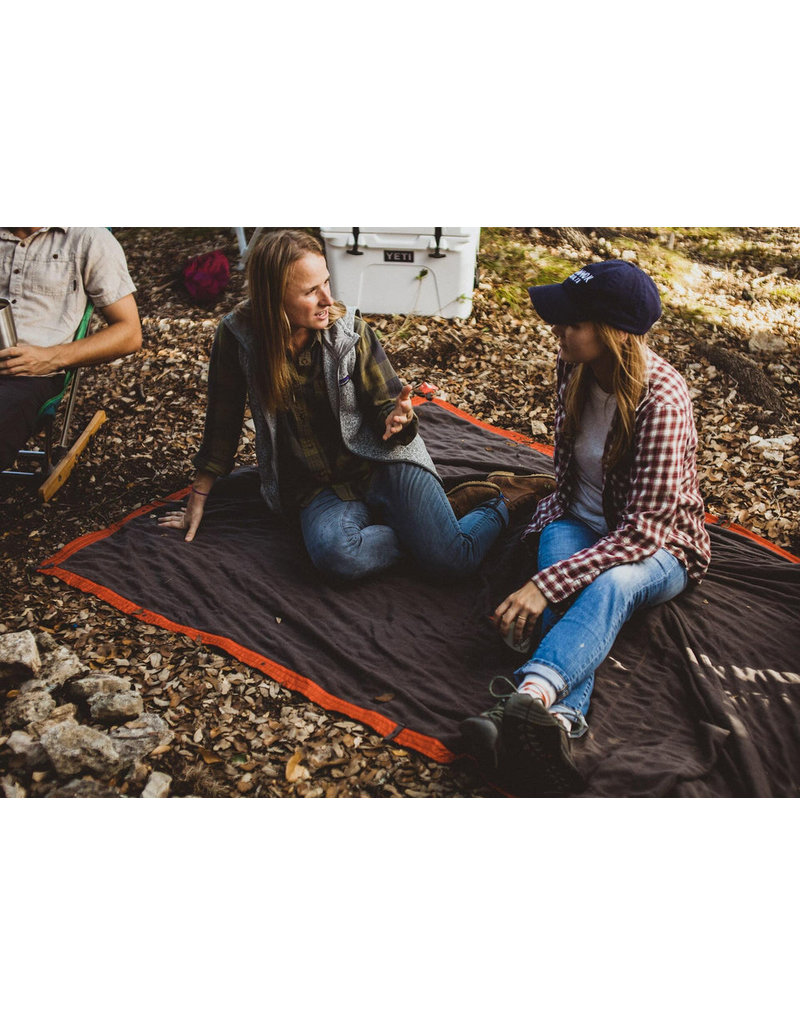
0, 227, 136, 348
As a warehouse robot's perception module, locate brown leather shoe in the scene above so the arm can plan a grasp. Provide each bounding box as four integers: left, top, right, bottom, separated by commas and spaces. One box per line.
486, 471, 556, 514
446, 480, 503, 519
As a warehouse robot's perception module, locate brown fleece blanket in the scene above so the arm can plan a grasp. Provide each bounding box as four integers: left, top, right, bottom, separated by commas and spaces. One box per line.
40, 399, 800, 796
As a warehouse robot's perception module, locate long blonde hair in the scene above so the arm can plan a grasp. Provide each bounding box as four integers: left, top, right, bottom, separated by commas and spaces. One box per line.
245, 229, 345, 414
563, 323, 648, 471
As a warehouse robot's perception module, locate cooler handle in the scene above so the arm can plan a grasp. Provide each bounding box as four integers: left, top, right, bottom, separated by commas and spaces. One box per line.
430, 227, 447, 258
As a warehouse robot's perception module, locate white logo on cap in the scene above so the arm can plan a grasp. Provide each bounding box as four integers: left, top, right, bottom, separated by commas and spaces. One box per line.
569, 269, 594, 285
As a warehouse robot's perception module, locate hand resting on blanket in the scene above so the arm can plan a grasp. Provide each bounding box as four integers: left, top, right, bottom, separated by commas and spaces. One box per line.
159, 471, 217, 542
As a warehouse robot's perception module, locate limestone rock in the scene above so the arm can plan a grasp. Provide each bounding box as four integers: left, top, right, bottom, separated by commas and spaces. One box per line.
3, 690, 56, 730
2, 774, 27, 798
87, 690, 144, 725
6, 730, 50, 771
39, 721, 121, 779
22, 637, 86, 694
0, 630, 41, 683
67, 672, 133, 701
142, 771, 172, 798
27, 703, 78, 739
108, 714, 173, 766
45, 778, 122, 798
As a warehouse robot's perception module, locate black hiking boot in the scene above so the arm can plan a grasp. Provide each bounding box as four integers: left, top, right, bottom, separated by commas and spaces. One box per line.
459, 677, 516, 773
501, 692, 585, 797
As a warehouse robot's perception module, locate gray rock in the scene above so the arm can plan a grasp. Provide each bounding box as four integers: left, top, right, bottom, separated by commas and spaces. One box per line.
108, 714, 173, 767
67, 672, 133, 701
45, 777, 122, 798
39, 721, 121, 779
6, 730, 50, 771
749, 332, 788, 357
125, 761, 151, 789
0, 630, 41, 683
87, 690, 144, 725
1, 774, 27, 798
141, 770, 172, 798
27, 703, 78, 739
3, 690, 56, 730
22, 639, 86, 694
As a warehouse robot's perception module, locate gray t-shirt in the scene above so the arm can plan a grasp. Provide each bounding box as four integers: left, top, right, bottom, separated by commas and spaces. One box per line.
569, 379, 618, 535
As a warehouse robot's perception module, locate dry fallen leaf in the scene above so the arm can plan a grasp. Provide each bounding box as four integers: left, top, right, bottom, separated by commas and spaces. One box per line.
198, 747, 222, 765
285, 749, 305, 783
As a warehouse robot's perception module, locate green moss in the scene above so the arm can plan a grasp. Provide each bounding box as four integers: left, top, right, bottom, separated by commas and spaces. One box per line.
479, 228, 533, 277
491, 283, 525, 308
478, 230, 579, 311
661, 227, 735, 241
770, 283, 800, 304
667, 301, 729, 325
527, 256, 580, 286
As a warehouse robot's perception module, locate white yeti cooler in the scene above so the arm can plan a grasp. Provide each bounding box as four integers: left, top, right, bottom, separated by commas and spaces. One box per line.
320, 227, 480, 318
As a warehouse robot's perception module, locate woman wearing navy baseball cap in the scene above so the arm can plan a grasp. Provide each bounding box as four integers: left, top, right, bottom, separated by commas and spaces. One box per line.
460, 259, 711, 795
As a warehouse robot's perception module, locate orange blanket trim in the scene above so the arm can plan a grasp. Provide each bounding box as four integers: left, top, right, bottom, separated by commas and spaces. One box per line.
413, 394, 555, 455
38, 397, 798, 767
702, 512, 799, 563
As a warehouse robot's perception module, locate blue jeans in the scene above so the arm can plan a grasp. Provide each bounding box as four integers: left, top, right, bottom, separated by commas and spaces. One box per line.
514, 516, 688, 736
299, 462, 508, 582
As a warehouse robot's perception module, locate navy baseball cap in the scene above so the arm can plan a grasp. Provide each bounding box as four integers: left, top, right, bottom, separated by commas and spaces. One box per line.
528, 259, 662, 335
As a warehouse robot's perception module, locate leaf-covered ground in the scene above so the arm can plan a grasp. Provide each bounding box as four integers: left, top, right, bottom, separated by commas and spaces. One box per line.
1, 227, 797, 797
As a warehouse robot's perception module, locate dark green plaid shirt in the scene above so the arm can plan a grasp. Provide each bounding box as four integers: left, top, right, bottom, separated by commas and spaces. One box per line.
195, 315, 417, 509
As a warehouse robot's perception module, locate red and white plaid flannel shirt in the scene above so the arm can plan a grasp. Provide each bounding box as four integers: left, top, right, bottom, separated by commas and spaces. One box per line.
523, 348, 711, 605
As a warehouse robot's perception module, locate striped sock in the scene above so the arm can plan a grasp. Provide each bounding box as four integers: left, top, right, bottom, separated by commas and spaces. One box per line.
518, 674, 558, 708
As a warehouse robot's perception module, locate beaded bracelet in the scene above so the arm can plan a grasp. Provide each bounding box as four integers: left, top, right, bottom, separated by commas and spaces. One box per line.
192, 486, 210, 497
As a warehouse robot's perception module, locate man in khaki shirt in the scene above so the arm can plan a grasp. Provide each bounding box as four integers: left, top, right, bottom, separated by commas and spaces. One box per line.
0, 227, 142, 470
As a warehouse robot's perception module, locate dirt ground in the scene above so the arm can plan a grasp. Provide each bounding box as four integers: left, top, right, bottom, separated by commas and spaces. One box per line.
1, 226, 797, 797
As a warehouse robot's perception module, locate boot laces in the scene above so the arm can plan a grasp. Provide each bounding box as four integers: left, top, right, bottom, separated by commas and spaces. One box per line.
481, 676, 518, 722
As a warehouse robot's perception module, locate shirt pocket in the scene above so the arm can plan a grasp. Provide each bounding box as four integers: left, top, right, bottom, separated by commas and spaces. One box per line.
25, 254, 79, 296
25, 255, 85, 331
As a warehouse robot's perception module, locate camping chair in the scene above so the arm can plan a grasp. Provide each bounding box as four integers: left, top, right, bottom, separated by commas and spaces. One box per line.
2, 301, 107, 501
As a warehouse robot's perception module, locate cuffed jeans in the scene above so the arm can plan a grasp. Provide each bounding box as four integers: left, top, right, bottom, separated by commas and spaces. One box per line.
300, 461, 508, 582
514, 516, 688, 736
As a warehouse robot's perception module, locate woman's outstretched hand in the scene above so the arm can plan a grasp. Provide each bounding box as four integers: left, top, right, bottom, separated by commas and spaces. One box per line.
493, 580, 548, 648
383, 384, 414, 440
159, 476, 215, 542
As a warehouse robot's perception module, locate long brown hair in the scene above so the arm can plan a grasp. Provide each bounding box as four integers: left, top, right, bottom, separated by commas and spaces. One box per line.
563, 323, 648, 471
245, 229, 345, 414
